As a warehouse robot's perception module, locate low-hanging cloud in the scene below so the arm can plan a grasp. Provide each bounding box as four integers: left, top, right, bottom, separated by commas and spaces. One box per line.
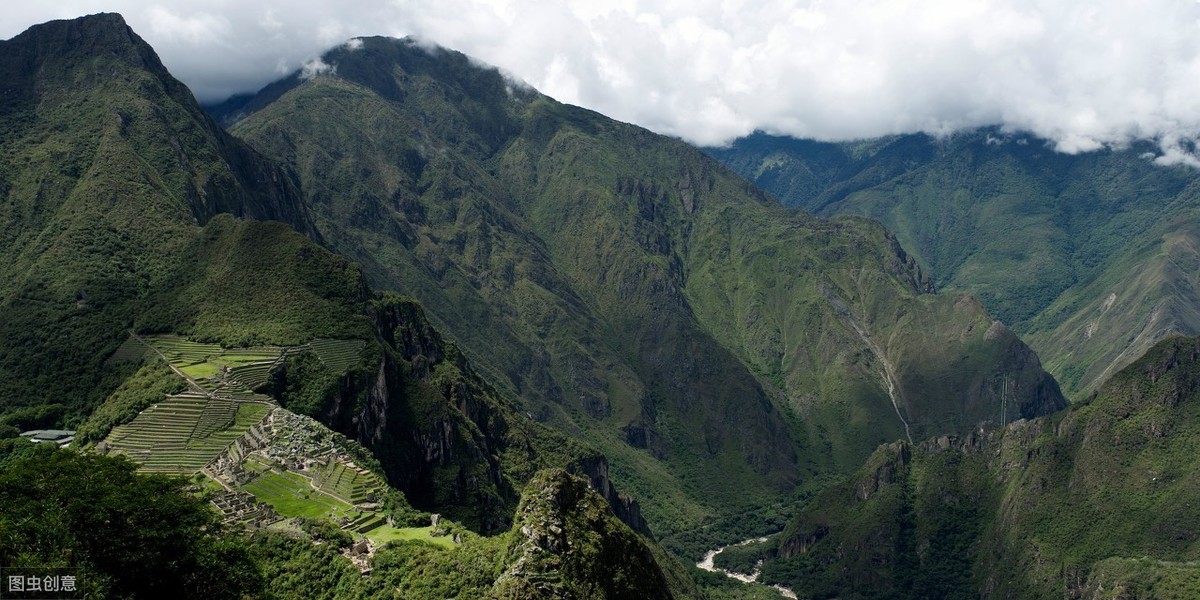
5, 1, 1200, 162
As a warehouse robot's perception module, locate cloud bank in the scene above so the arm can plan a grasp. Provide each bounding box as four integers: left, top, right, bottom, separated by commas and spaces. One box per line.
5, 1, 1200, 160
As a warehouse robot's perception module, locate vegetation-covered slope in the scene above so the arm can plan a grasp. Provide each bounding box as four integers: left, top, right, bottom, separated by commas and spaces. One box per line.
0, 13, 317, 432
0, 443, 690, 600
225, 38, 1064, 538
757, 334, 1200, 599
0, 13, 639, 538
0, 443, 263, 599
710, 131, 1200, 398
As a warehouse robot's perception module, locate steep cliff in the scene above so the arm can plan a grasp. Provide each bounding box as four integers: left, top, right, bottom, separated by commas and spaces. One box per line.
267, 294, 641, 534
759, 335, 1200, 599
226, 36, 1066, 538
492, 469, 695, 599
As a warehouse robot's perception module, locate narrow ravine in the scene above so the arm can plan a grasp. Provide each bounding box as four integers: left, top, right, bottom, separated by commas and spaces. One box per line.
818, 288, 914, 443
696, 537, 798, 599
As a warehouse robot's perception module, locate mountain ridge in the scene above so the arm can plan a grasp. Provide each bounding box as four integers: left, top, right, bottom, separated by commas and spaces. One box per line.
756, 333, 1200, 598
222, 35, 1066, 538
710, 130, 1200, 399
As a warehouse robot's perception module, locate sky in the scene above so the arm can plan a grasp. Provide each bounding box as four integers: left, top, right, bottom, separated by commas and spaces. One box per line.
5, 1, 1200, 164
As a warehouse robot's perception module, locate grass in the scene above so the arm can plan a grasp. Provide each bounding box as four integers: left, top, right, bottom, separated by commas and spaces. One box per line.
367, 525, 456, 548
180, 362, 222, 379
243, 469, 356, 521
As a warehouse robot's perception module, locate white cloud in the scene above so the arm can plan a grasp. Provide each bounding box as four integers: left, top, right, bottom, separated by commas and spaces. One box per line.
5, 0, 1200, 162
299, 57, 334, 80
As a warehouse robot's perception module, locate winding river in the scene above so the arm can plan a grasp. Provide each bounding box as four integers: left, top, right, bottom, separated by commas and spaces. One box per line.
696, 537, 798, 599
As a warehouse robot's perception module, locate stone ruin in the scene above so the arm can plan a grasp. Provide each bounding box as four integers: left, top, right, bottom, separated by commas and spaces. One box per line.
208, 488, 277, 529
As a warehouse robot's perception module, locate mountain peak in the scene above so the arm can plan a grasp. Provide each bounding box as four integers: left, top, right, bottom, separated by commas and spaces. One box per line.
1, 12, 185, 114
8, 12, 143, 60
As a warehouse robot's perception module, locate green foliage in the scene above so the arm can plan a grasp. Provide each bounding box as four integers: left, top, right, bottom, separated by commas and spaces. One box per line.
0, 446, 262, 599
76, 358, 185, 445
491, 468, 699, 599
712, 538, 772, 575
1081, 558, 1200, 599
693, 569, 791, 600
247, 531, 363, 599
241, 469, 692, 599
229, 37, 1061, 543
661, 500, 797, 563
761, 335, 1200, 598
270, 349, 342, 416
0, 14, 321, 427
711, 130, 1200, 400
138, 215, 373, 347
358, 535, 506, 599
295, 517, 354, 549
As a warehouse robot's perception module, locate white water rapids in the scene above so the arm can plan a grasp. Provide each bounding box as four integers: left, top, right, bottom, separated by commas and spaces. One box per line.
696, 536, 798, 599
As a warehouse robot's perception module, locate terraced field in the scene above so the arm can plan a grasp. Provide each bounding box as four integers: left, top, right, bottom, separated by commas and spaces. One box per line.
102, 334, 368, 474
227, 361, 274, 390
238, 458, 402, 538
105, 395, 269, 473
138, 335, 279, 399
143, 336, 222, 365
308, 338, 366, 373
105, 335, 149, 365
140, 335, 365, 391
243, 465, 358, 521
312, 460, 381, 504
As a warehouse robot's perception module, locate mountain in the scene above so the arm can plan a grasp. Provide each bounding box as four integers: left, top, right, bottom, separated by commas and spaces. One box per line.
0, 12, 1087, 599
0, 14, 687, 598
0, 12, 318, 433
709, 131, 1200, 399
216, 36, 1065, 538
748, 333, 1200, 599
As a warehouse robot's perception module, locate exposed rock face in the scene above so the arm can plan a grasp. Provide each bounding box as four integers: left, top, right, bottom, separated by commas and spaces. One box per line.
1, 14, 319, 239
492, 469, 686, 600
566, 455, 650, 537
272, 294, 647, 535
854, 442, 911, 503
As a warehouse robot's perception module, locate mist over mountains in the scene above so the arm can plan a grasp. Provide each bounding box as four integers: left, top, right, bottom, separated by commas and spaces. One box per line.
1, 11, 1199, 600
710, 130, 1200, 399
9, 1, 1200, 158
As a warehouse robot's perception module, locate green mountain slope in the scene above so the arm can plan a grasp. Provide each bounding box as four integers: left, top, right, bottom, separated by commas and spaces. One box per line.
756, 334, 1200, 599
223, 38, 1064, 538
0, 13, 651, 540
0, 17, 695, 599
0, 13, 317, 431
709, 131, 1200, 399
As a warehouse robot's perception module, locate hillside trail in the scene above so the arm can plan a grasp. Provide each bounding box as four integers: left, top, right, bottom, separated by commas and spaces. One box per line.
131, 330, 209, 395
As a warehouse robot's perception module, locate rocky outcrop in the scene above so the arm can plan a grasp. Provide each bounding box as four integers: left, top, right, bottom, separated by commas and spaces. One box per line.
285, 294, 647, 535
567, 455, 651, 537
855, 441, 911, 502
492, 469, 687, 599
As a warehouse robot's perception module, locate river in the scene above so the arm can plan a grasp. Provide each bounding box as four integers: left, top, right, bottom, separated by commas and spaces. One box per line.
695, 536, 798, 599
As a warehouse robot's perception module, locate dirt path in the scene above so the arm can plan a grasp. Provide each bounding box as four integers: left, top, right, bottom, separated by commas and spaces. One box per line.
131, 330, 210, 395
